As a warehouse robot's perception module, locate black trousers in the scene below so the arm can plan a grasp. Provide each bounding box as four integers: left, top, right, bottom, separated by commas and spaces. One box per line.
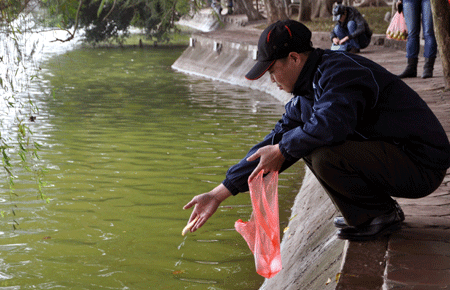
303, 140, 447, 227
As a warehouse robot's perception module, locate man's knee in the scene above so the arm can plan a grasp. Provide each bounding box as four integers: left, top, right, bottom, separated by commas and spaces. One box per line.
306, 141, 383, 179
346, 21, 358, 33
333, 25, 348, 39
306, 144, 352, 179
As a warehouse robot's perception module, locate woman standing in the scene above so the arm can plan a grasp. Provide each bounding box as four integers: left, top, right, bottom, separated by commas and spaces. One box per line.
397, 0, 437, 79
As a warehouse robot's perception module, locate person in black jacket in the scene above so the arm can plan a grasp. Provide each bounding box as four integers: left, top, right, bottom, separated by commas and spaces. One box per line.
183, 20, 450, 241
330, 4, 372, 53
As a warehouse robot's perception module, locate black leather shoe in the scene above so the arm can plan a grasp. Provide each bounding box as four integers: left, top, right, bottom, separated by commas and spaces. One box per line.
333, 200, 405, 229
336, 208, 404, 241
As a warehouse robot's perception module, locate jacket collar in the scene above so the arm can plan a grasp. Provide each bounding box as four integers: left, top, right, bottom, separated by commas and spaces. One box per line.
292, 48, 324, 97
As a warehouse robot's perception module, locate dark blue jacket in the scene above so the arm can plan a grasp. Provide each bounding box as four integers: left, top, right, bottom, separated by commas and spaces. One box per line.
223, 49, 450, 195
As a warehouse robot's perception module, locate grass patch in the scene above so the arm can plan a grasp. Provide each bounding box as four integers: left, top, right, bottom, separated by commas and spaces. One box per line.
123, 32, 191, 46
359, 6, 392, 34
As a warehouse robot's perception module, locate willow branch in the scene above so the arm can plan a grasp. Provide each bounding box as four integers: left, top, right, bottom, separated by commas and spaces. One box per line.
51, 0, 83, 43
103, 0, 117, 21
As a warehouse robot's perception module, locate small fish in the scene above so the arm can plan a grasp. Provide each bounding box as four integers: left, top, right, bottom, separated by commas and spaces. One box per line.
182, 216, 199, 236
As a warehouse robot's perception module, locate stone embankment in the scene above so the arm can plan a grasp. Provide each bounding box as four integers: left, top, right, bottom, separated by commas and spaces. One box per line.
173, 12, 450, 290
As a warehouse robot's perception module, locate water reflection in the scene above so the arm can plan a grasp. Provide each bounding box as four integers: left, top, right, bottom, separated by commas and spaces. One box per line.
0, 14, 81, 132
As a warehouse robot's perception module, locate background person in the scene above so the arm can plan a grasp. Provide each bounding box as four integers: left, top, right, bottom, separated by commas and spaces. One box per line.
330, 4, 373, 53
397, 0, 437, 79
211, 0, 233, 15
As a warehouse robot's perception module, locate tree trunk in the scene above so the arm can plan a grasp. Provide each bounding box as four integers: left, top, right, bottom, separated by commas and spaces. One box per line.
234, 0, 264, 20
283, 0, 290, 14
311, 0, 335, 18
430, 0, 450, 90
264, 0, 289, 24
297, 0, 311, 22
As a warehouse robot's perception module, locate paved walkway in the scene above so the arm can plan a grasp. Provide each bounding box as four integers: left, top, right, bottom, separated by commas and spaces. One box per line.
335, 39, 450, 290
195, 14, 450, 288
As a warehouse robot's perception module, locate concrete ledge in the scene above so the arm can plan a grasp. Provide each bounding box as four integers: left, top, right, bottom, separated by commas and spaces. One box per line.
172, 33, 292, 103
176, 9, 221, 32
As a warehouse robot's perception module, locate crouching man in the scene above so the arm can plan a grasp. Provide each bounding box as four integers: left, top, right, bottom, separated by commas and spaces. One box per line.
330, 3, 373, 53
184, 20, 450, 241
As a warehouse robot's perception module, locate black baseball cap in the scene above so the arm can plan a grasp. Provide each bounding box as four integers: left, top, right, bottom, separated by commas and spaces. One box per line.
245, 20, 313, 81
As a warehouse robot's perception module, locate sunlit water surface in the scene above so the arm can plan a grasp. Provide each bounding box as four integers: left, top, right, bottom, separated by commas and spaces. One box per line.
0, 42, 304, 289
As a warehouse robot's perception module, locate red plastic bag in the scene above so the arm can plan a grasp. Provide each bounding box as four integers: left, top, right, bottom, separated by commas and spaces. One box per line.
386, 12, 408, 41
235, 171, 282, 279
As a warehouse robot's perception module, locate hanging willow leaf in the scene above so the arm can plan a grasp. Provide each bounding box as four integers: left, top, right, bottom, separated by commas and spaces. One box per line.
97, 0, 107, 17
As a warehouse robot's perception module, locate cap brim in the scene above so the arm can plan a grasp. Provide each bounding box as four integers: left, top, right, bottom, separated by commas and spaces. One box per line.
333, 14, 341, 21
245, 59, 276, 80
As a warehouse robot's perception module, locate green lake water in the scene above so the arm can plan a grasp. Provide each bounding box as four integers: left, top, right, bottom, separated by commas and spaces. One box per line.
0, 47, 304, 289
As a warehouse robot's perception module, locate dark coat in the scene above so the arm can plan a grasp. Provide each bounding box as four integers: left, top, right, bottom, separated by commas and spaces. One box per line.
222, 49, 450, 195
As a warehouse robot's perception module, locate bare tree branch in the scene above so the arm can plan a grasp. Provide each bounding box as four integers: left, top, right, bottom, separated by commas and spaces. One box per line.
51, 0, 84, 43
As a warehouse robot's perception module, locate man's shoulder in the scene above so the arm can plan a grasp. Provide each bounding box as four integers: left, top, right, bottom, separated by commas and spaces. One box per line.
321, 50, 372, 63
320, 50, 369, 65
317, 50, 387, 78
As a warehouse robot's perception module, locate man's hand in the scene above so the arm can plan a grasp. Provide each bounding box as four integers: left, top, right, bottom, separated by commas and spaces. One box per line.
183, 184, 232, 233
247, 144, 285, 181
332, 37, 340, 45
339, 36, 350, 45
